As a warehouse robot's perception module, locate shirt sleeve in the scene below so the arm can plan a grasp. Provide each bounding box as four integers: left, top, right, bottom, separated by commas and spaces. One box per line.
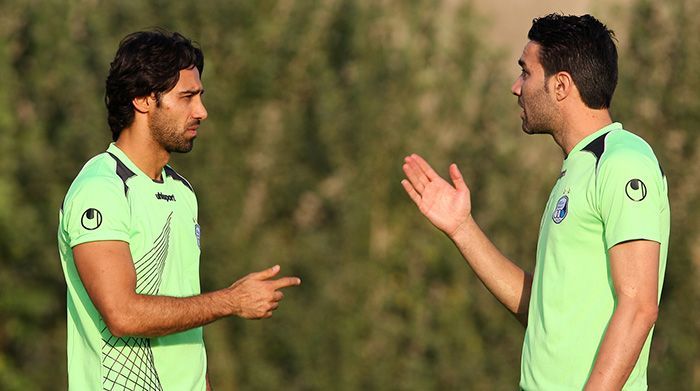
62, 175, 131, 247
596, 149, 665, 249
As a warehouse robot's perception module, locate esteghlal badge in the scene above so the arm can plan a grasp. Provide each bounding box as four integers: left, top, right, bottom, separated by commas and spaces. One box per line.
552, 195, 569, 224
195, 223, 201, 248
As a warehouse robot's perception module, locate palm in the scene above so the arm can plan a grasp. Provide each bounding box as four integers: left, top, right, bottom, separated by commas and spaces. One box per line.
401, 154, 472, 236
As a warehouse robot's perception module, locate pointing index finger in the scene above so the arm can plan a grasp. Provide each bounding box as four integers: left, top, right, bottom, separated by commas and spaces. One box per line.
270, 276, 302, 290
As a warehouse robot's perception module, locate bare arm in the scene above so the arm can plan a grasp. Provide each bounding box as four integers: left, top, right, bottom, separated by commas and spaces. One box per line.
448, 218, 533, 326
585, 240, 660, 390
73, 240, 301, 338
401, 154, 532, 326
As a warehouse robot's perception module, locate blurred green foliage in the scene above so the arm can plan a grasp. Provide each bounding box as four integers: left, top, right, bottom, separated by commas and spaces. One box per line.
0, 0, 697, 389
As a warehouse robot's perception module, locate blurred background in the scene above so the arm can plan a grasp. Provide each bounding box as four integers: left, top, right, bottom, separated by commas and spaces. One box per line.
0, 0, 698, 389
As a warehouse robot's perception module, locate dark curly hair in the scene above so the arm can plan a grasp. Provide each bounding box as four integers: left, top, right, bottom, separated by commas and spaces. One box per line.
105, 29, 204, 141
528, 14, 617, 109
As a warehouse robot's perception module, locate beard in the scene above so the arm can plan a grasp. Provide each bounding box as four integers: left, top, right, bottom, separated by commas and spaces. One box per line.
520, 88, 557, 135
149, 108, 196, 153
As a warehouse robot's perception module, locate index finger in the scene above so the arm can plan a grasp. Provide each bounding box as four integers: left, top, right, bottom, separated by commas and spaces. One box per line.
410, 154, 439, 181
270, 276, 302, 290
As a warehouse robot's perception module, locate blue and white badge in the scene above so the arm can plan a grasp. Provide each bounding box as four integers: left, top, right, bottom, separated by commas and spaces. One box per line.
552, 195, 569, 224
195, 223, 201, 248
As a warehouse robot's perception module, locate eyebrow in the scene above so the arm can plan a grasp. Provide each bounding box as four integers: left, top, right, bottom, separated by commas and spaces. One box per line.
179, 88, 205, 95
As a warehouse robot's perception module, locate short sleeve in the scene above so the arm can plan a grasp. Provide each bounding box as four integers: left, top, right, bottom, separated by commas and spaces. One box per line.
62, 175, 131, 247
597, 150, 664, 249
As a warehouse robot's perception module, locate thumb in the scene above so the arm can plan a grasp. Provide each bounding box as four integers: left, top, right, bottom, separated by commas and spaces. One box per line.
449, 163, 468, 191
249, 264, 280, 280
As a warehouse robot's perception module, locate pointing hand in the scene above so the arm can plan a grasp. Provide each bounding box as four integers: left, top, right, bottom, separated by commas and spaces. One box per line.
227, 265, 301, 319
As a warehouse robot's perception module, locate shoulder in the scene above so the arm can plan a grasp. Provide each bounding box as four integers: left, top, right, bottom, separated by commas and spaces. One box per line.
64, 153, 128, 206
598, 130, 662, 175
602, 130, 656, 159
164, 165, 195, 193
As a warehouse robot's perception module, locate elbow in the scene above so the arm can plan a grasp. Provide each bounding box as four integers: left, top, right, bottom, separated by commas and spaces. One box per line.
97, 293, 146, 337
100, 302, 140, 337
617, 295, 659, 332
103, 312, 133, 338
645, 304, 659, 325
635, 302, 659, 329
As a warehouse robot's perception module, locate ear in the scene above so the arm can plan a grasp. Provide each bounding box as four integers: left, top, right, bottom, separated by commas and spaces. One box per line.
552, 71, 574, 102
132, 94, 156, 114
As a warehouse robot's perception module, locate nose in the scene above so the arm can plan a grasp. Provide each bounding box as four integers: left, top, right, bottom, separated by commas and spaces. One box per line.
511, 76, 522, 96
194, 95, 208, 121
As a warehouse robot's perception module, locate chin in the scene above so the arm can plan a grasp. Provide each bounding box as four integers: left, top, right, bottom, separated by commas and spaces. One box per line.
521, 122, 535, 135
167, 142, 194, 154
522, 123, 551, 136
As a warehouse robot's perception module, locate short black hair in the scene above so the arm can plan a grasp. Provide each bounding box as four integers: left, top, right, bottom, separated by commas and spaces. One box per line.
528, 14, 617, 109
105, 29, 204, 141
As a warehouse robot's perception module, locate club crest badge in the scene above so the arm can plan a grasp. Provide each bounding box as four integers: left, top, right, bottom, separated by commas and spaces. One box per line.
195, 223, 201, 248
552, 195, 569, 224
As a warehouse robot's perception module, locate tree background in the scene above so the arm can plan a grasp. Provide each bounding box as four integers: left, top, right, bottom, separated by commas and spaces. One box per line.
0, 0, 697, 389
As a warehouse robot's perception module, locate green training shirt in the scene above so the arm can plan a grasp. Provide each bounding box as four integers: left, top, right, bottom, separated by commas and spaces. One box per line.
520, 123, 669, 390
58, 143, 206, 390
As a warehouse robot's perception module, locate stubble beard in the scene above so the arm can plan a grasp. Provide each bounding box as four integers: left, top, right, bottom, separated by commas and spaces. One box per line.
520, 88, 556, 136
149, 107, 195, 153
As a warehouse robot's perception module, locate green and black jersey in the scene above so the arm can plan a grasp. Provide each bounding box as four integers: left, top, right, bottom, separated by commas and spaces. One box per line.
58, 143, 206, 390
520, 123, 670, 390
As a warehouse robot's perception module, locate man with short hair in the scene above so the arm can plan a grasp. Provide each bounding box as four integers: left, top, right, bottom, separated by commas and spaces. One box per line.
402, 14, 668, 390
58, 30, 301, 390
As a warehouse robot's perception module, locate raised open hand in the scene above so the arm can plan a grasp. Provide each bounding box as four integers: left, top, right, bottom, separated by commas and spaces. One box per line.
401, 154, 472, 237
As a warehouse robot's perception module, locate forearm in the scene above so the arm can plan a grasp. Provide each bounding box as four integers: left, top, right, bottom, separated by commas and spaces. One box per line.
585, 299, 658, 390
74, 242, 298, 338
105, 288, 235, 338
449, 216, 532, 325
400, 156, 531, 324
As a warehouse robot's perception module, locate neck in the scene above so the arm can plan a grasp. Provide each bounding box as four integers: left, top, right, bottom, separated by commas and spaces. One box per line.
115, 127, 170, 180
555, 107, 613, 156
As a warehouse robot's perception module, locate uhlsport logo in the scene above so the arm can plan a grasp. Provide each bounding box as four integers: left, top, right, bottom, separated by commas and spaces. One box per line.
552, 195, 569, 224
155, 192, 176, 202
81, 208, 102, 230
625, 179, 647, 202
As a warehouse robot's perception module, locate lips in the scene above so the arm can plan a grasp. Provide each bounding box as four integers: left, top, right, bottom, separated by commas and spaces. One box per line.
186, 121, 200, 135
